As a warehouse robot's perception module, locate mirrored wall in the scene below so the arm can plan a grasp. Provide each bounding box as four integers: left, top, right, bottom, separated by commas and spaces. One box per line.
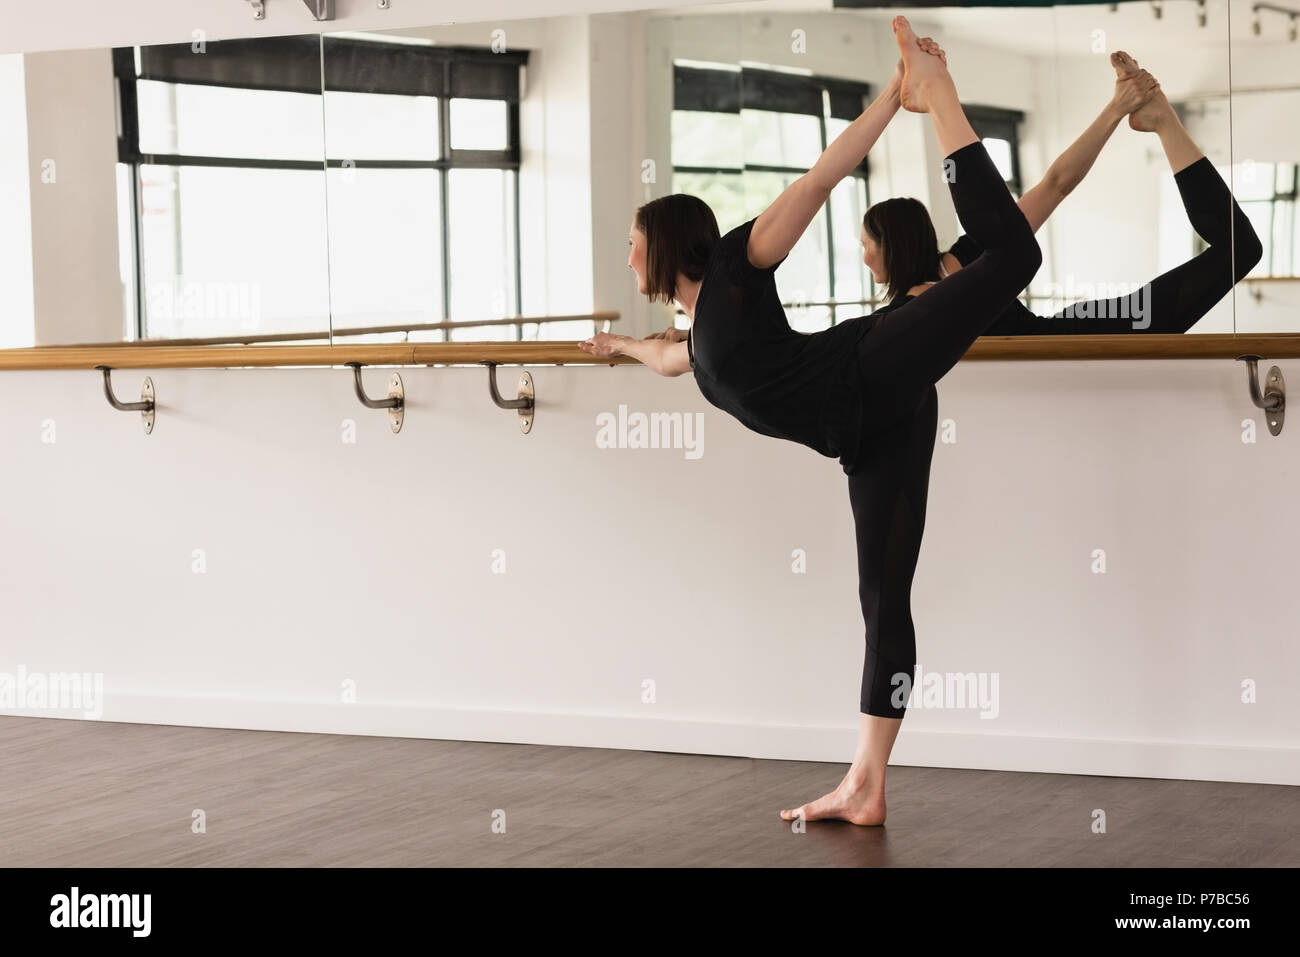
2, 0, 1297, 352
0, 35, 331, 349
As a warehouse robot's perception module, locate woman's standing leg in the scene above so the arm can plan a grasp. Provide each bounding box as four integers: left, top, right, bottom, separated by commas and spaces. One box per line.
780, 386, 938, 825
782, 17, 1038, 824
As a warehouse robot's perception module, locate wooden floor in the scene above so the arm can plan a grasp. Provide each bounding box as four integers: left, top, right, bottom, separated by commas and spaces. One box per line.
2, 715, 1296, 867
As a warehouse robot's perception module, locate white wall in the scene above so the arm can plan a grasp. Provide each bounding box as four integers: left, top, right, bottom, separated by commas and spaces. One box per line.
23, 48, 123, 345
0, 54, 35, 349
1, 361, 1296, 785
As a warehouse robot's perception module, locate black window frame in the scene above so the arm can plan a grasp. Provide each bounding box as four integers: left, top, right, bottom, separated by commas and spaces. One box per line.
964, 103, 1025, 197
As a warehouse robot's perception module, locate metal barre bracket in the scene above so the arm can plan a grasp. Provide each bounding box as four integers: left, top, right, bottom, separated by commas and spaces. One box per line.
345, 362, 403, 434
94, 365, 155, 435
1236, 355, 1285, 437
302, 0, 334, 19
481, 361, 534, 434
243, 1, 334, 20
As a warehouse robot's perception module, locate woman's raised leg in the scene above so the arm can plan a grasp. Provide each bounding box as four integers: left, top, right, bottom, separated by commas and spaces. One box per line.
854, 17, 1043, 421
1046, 88, 1260, 334
987, 83, 1263, 336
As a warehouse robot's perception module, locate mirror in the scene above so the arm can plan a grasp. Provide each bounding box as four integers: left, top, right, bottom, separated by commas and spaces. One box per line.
320, 23, 563, 343
2, 1, 1285, 355
0, 34, 330, 350
1228, 0, 1300, 332
718, 0, 1238, 337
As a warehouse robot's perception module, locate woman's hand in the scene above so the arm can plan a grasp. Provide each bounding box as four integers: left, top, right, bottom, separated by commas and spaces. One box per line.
1112, 68, 1159, 116
644, 326, 689, 342
578, 332, 625, 359
891, 37, 945, 93
918, 37, 946, 65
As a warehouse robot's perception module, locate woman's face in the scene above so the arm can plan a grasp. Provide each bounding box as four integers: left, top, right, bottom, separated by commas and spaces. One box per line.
628, 219, 647, 295
861, 224, 885, 284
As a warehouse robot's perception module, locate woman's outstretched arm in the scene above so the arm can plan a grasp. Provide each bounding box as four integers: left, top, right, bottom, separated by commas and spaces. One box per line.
746, 43, 944, 270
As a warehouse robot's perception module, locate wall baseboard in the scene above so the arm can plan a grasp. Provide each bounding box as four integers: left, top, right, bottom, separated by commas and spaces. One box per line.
4, 692, 1297, 786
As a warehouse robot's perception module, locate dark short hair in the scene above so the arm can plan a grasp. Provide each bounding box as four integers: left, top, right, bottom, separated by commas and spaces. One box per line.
863, 197, 942, 303
634, 194, 720, 306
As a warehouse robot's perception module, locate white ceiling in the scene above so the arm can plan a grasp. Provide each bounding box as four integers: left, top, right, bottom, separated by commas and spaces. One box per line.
651, 0, 1300, 56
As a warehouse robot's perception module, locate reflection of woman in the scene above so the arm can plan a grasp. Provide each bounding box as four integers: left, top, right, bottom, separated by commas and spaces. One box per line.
874, 51, 1263, 335
582, 17, 1048, 826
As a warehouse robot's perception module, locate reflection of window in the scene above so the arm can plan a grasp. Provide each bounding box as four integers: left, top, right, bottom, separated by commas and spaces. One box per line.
671, 62, 872, 331
114, 37, 334, 341
965, 105, 1024, 198
114, 36, 528, 343
320, 36, 526, 341
1219, 160, 1298, 278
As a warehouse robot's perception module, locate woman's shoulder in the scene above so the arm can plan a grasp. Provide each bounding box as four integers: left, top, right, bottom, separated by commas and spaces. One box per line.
712, 215, 787, 285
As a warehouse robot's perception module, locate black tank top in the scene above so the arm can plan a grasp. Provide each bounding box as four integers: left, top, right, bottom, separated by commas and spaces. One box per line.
687, 216, 872, 474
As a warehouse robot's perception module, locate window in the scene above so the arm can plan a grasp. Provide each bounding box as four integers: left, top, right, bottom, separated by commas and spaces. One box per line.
1221, 160, 1298, 278
114, 36, 527, 343
964, 104, 1025, 198
672, 63, 873, 331
320, 37, 527, 342
114, 37, 334, 342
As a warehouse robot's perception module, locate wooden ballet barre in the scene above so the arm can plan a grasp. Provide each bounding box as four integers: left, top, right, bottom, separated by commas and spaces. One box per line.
39, 311, 622, 350
3, 333, 1300, 371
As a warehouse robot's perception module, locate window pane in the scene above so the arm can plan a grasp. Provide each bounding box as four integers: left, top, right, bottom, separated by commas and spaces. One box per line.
671, 110, 742, 169
830, 175, 870, 307
671, 171, 744, 240
324, 90, 438, 160
741, 110, 821, 169
983, 137, 1013, 183
1276, 162, 1296, 195
1294, 201, 1300, 276
743, 169, 829, 332
136, 80, 324, 162
1234, 160, 1276, 201
325, 168, 441, 333
139, 165, 329, 337
447, 168, 516, 335
450, 97, 507, 150
1271, 199, 1293, 277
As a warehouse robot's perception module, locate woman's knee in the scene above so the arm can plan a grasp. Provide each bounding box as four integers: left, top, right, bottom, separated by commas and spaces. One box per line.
1008, 228, 1043, 285
1232, 219, 1264, 281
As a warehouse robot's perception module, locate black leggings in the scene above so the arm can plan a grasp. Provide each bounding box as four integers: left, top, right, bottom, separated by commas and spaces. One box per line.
984, 156, 1263, 335
849, 140, 1041, 719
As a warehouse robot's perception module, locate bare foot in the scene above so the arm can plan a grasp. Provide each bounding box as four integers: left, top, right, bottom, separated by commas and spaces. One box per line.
893, 15, 952, 114
1111, 51, 1172, 132
1110, 49, 1140, 81
780, 774, 887, 826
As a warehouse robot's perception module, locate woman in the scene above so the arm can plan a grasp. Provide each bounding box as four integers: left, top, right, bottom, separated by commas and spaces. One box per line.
868, 52, 1262, 336
581, 18, 1066, 826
